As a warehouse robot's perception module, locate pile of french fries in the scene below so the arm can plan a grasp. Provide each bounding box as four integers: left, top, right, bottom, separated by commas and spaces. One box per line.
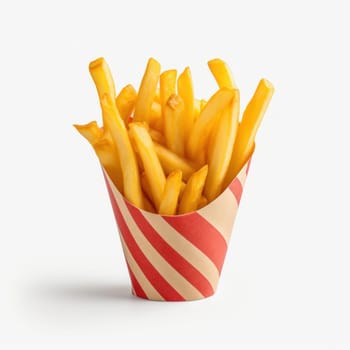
74, 57, 274, 215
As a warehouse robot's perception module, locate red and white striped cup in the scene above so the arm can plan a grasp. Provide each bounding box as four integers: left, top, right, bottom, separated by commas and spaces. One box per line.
104, 158, 252, 301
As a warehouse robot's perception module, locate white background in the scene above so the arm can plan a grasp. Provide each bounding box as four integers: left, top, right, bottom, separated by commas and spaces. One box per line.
1, 0, 349, 348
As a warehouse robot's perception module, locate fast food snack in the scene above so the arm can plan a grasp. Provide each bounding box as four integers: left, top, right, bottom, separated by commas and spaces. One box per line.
75, 57, 274, 212
74, 57, 274, 301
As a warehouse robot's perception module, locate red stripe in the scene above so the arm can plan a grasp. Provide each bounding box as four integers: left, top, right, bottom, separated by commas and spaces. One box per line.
125, 201, 215, 297
229, 177, 243, 205
125, 261, 148, 299
104, 177, 185, 301
163, 213, 228, 273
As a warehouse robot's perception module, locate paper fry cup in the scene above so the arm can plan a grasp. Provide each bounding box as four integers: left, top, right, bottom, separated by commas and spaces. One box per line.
103, 157, 252, 301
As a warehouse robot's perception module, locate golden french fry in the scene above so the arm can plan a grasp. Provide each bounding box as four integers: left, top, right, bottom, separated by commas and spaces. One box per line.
151, 116, 163, 132
153, 142, 196, 181
148, 101, 162, 130
151, 101, 161, 119
179, 181, 186, 200
208, 58, 237, 89
223, 79, 274, 188
149, 128, 165, 145
187, 88, 234, 160
158, 170, 183, 215
134, 58, 161, 123
140, 171, 153, 203
143, 194, 156, 213
129, 122, 166, 211
89, 57, 120, 139
128, 126, 146, 172
198, 195, 208, 209
154, 89, 161, 103
178, 165, 208, 214
93, 135, 124, 192
205, 59, 239, 199
116, 84, 137, 123
134, 149, 145, 172
160, 69, 177, 109
164, 94, 185, 157
73, 121, 102, 144
205, 89, 240, 201
74, 122, 124, 192
89, 58, 116, 123
100, 94, 143, 208
193, 99, 201, 121
177, 179, 206, 209
177, 67, 194, 140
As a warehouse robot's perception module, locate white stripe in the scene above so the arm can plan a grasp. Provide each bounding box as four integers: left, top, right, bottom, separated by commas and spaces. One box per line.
197, 188, 238, 244
142, 212, 220, 290
119, 235, 164, 300
113, 189, 204, 300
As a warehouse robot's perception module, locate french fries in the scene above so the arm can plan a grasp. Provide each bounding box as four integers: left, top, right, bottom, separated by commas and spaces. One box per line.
177, 67, 195, 140
160, 70, 177, 111
186, 88, 234, 160
205, 90, 240, 201
208, 58, 237, 89
140, 171, 153, 203
158, 170, 182, 215
149, 128, 165, 145
193, 99, 201, 120
204, 58, 240, 200
100, 94, 144, 209
134, 58, 161, 123
75, 57, 274, 215
89, 57, 116, 100
198, 195, 208, 209
89, 58, 117, 131
153, 142, 196, 181
223, 79, 274, 189
116, 84, 137, 123
178, 165, 208, 214
149, 102, 162, 131
128, 122, 166, 211
154, 89, 161, 103
143, 195, 156, 213
164, 94, 185, 157
73, 120, 102, 143
73, 121, 124, 192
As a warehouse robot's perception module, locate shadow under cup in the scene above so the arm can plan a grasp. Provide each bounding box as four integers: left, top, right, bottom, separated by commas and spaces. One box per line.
103, 158, 252, 301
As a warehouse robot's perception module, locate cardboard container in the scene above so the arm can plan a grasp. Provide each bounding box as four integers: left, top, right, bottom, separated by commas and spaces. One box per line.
103, 158, 252, 301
